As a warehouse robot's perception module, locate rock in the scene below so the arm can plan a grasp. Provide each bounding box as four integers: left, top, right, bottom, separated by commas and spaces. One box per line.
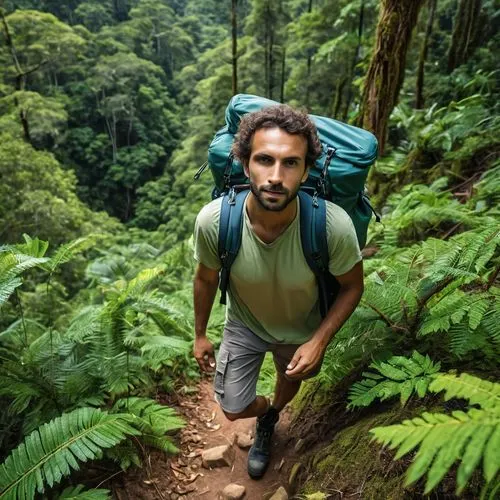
221, 483, 246, 499
202, 445, 235, 468
235, 432, 254, 449
288, 462, 303, 489
269, 486, 288, 500
294, 438, 306, 453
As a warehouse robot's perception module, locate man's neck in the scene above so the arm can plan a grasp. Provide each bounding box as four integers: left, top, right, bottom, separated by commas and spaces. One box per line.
245, 194, 297, 232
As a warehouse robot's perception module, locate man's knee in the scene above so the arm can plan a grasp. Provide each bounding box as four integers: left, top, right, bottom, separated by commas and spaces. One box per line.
222, 409, 242, 421
219, 400, 254, 421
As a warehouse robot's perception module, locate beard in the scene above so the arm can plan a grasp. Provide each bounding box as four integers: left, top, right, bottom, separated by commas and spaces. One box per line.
249, 179, 301, 212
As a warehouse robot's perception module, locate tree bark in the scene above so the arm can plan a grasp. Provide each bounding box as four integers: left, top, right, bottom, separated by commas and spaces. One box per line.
358, 0, 426, 155
280, 46, 286, 103
305, 0, 313, 107
447, 0, 482, 73
231, 0, 238, 95
415, 0, 437, 109
343, 0, 364, 121
332, 77, 347, 119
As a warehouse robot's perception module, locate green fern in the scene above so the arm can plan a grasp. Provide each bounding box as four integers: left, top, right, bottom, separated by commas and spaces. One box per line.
112, 397, 184, 454
54, 484, 111, 499
348, 351, 441, 409
370, 373, 500, 495
0, 407, 139, 500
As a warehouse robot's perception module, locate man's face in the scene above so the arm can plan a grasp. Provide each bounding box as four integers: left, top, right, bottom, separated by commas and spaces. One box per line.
244, 127, 309, 212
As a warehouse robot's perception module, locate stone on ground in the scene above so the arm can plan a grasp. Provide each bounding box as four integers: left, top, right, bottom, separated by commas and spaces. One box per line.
201, 444, 235, 468
221, 483, 246, 499
235, 432, 254, 449
269, 486, 288, 500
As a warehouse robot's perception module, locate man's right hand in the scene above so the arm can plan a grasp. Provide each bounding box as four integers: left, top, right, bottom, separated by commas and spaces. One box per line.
193, 336, 216, 373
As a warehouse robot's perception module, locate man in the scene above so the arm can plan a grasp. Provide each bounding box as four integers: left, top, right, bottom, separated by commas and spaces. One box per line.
193, 104, 364, 479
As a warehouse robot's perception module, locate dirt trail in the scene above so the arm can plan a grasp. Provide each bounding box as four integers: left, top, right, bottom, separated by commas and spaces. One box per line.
116, 378, 302, 500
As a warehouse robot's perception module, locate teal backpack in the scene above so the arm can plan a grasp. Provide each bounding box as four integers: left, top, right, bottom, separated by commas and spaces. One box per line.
195, 94, 379, 317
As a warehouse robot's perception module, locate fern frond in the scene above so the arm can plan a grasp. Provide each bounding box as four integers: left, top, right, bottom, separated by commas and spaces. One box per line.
370, 407, 499, 494
55, 484, 111, 499
113, 397, 184, 435
66, 306, 103, 343
0, 407, 139, 500
141, 434, 179, 453
44, 237, 93, 273
348, 351, 441, 408
429, 373, 500, 409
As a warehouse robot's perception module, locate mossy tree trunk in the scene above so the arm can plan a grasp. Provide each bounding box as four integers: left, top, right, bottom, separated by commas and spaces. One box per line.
358, 0, 425, 155
447, 0, 482, 73
231, 0, 238, 95
343, 0, 365, 121
415, 0, 437, 109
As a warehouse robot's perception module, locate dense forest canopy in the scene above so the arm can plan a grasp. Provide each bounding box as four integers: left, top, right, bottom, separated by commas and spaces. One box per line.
0, 0, 499, 498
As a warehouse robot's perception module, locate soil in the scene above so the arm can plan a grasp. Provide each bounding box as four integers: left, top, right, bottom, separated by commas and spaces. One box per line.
113, 378, 303, 500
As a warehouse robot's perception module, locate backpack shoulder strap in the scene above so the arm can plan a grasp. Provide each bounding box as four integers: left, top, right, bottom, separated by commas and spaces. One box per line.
298, 191, 331, 318
218, 189, 249, 305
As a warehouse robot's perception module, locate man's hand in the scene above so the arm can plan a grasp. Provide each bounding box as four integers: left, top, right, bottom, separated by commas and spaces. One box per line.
193, 336, 216, 373
285, 339, 325, 379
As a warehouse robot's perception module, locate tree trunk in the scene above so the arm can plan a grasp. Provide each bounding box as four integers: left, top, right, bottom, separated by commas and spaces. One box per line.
1, 11, 31, 142
280, 47, 286, 103
415, 0, 437, 109
447, 0, 482, 73
231, 0, 238, 95
343, 0, 364, 121
332, 77, 347, 119
358, 0, 426, 155
305, 0, 313, 107
268, 19, 275, 100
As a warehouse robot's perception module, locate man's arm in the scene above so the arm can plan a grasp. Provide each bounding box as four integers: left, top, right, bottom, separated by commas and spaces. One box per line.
193, 262, 220, 372
285, 260, 364, 378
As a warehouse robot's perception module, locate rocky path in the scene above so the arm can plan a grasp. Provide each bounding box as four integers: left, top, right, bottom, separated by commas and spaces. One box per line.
115, 378, 304, 500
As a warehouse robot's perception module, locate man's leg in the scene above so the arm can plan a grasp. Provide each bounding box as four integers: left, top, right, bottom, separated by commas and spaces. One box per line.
223, 395, 269, 421
272, 371, 301, 411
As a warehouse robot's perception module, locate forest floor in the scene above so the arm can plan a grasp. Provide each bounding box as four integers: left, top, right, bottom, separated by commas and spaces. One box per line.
114, 377, 303, 500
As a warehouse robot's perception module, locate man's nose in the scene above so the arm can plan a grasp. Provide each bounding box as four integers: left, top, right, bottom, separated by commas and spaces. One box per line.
268, 163, 283, 185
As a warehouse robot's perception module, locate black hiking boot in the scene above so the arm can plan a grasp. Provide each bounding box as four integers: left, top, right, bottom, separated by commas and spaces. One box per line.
247, 407, 279, 479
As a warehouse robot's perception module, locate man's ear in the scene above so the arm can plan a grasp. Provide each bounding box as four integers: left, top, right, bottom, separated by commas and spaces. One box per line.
301, 165, 310, 183
243, 160, 250, 179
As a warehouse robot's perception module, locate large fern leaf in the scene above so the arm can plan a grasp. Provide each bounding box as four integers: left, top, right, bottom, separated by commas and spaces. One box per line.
370, 407, 499, 494
0, 407, 139, 499
429, 373, 500, 409
370, 373, 500, 494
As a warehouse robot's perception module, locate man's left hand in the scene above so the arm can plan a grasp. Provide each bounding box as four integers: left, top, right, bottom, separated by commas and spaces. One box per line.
285, 339, 325, 379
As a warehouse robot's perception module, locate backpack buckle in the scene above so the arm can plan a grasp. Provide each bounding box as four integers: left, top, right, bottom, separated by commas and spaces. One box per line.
312, 192, 319, 208
228, 186, 236, 205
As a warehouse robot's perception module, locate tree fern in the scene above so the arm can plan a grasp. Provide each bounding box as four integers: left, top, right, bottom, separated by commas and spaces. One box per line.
370, 373, 500, 494
348, 351, 441, 409
0, 407, 139, 500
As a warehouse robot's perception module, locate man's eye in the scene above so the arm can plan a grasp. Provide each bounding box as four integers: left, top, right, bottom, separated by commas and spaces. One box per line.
258, 157, 272, 164
285, 160, 298, 167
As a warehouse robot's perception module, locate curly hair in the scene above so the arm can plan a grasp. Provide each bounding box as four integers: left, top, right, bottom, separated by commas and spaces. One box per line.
232, 104, 323, 167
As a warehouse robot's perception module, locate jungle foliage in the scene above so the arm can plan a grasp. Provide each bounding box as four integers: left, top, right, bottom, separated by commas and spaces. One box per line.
1, 0, 499, 498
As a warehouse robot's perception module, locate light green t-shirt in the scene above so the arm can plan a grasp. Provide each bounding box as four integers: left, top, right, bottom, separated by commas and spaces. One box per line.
193, 194, 362, 344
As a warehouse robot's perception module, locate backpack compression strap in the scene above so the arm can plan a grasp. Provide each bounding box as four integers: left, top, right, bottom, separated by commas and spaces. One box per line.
218, 188, 249, 305
298, 191, 331, 318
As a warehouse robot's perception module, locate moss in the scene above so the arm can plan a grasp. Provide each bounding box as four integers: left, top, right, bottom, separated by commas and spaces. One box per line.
301, 406, 408, 499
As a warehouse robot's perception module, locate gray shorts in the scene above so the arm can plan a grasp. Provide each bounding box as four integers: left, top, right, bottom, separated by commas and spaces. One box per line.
214, 319, 322, 413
